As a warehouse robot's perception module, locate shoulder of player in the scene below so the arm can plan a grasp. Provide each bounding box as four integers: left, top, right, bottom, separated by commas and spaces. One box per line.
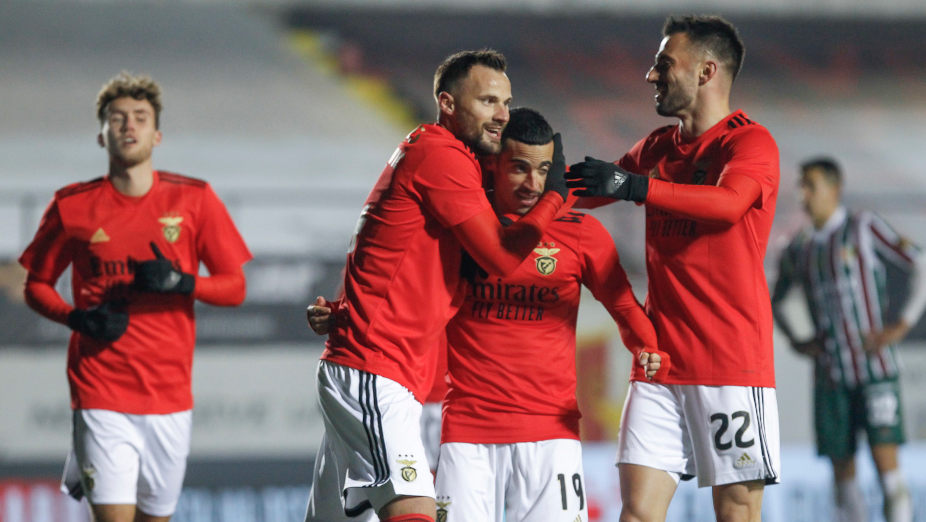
157, 170, 208, 189
721, 114, 776, 144
55, 177, 106, 200
639, 124, 676, 148
553, 209, 589, 225
550, 210, 609, 241
415, 132, 476, 160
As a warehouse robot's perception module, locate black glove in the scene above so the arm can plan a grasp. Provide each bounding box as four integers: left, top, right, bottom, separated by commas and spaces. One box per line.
544, 133, 568, 201
67, 302, 129, 342
134, 242, 195, 294
565, 156, 649, 202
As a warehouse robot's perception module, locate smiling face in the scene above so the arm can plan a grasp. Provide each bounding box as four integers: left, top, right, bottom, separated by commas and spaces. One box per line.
441, 64, 511, 155
490, 138, 554, 215
98, 96, 161, 167
645, 33, 702, 117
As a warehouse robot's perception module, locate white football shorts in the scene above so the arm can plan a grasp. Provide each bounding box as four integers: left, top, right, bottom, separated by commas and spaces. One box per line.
617, 381, 780, 488
61, 408, 192, 516
436, 439, 588, 522
306, 360, 434, 521
419, 401, 442, 472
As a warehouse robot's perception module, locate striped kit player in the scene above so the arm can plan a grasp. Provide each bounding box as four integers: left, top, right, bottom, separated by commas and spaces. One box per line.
775, 208, 923, 388
773, 157, 926, 522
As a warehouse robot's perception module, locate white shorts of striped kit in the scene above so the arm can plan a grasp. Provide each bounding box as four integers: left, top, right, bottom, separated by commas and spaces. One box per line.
306, 360, 434, 521
617, 381, 781, 488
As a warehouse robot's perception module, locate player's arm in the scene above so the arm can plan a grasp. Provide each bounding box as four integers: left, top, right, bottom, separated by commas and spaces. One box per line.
20, 200, 128, 341
132, 240, 246, 306
24, 273, 72, 325
192, 268, 246, 306
581, 221, 668, 380
770, 243, 823, 357
452, 193, 564, 276
567, 130, 773, 225
864, 214, 926, 352
451, 134, 569, 275
567, 158, 761, 225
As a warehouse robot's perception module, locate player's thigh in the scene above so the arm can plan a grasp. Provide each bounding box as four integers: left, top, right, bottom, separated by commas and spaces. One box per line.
617, 381, 694, 478
315, 361, 434, 514
88, 503, 137, 522
73, 409, 142, 507
507, 439, 587, 522
435, 442, 504, 521
712, 479, 765, 522
135, 410, 192, 518
814, 381, 856, 459
307, 432, 375, 521
861, 379, 906, 448
618, 463, 677, 522
682, 385, 780, 488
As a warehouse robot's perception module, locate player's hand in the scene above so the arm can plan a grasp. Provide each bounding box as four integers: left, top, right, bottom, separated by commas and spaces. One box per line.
792, 339, 824, 358
639, 349, 670, 381
543, 133, 569, 201
134, 242, 195, 294
67, 302, 129, 342
864, 320, 911, 354
565, 156, 648, 202
306, 296, 335, 336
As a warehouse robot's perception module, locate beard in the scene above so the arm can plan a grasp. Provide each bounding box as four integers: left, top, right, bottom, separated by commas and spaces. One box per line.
461, 127, 502, 156
655, 83, 696, 117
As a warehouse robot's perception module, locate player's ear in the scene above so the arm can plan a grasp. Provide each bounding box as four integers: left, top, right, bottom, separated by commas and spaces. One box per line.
97, 132, 105, 148
438, 91, 455, 116
699, 60, 718, 86
153, 129, 162, 147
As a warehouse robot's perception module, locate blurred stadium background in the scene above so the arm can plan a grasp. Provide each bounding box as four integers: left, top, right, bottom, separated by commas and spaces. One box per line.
2, 0, 926, 520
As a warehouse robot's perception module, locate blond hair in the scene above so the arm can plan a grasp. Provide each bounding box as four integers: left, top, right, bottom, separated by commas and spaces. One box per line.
96, 71, 163, 128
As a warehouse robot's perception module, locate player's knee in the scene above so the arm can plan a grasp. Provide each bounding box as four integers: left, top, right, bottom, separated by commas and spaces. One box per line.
620, 501, 667, 522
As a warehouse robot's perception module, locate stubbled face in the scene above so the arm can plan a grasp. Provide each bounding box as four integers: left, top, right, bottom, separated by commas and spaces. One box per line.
491, 138, 554, 215
98, 96, 161, 167
449, 65, 511, 155
800, 167, 841, 226
646, 33, 701, 117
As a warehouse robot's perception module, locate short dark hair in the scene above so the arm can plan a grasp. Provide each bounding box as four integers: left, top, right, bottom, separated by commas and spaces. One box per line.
502, 107, 553, 146
97, 71, 163, 128
433, 49, 507, 100
800, 156, 843, 186
663, 15, 745, 80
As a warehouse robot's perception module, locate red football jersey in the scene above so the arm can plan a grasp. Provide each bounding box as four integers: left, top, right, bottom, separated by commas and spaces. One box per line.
441, 210, 656, 443
424, 334, 449, 404
621, 110, 779, 387
322, 124, 491, 402
19, 172, 252, 414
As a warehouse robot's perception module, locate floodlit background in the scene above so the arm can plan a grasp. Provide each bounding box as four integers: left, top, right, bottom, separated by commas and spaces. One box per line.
1, 1, 925, 520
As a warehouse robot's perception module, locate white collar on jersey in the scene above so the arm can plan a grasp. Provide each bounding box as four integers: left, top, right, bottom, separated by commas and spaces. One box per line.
811, 205, 847, 242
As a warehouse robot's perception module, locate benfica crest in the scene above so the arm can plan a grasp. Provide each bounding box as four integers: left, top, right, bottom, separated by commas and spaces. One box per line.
436, 500, 451, 522
82, 466, 96, 493
398, 459, 417, 482
533, 245, 560, 275
158, 216, 183, 243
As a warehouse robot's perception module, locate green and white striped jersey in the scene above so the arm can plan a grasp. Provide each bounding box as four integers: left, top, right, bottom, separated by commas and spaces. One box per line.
773, 207, 925, 388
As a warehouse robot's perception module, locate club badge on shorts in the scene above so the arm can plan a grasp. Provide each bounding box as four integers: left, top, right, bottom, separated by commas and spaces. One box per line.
159, 216, 183, 243
436, 500, 451, 522
81, 466, 96, 492
397, 457, 417, 481
533, 243, 559, 275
